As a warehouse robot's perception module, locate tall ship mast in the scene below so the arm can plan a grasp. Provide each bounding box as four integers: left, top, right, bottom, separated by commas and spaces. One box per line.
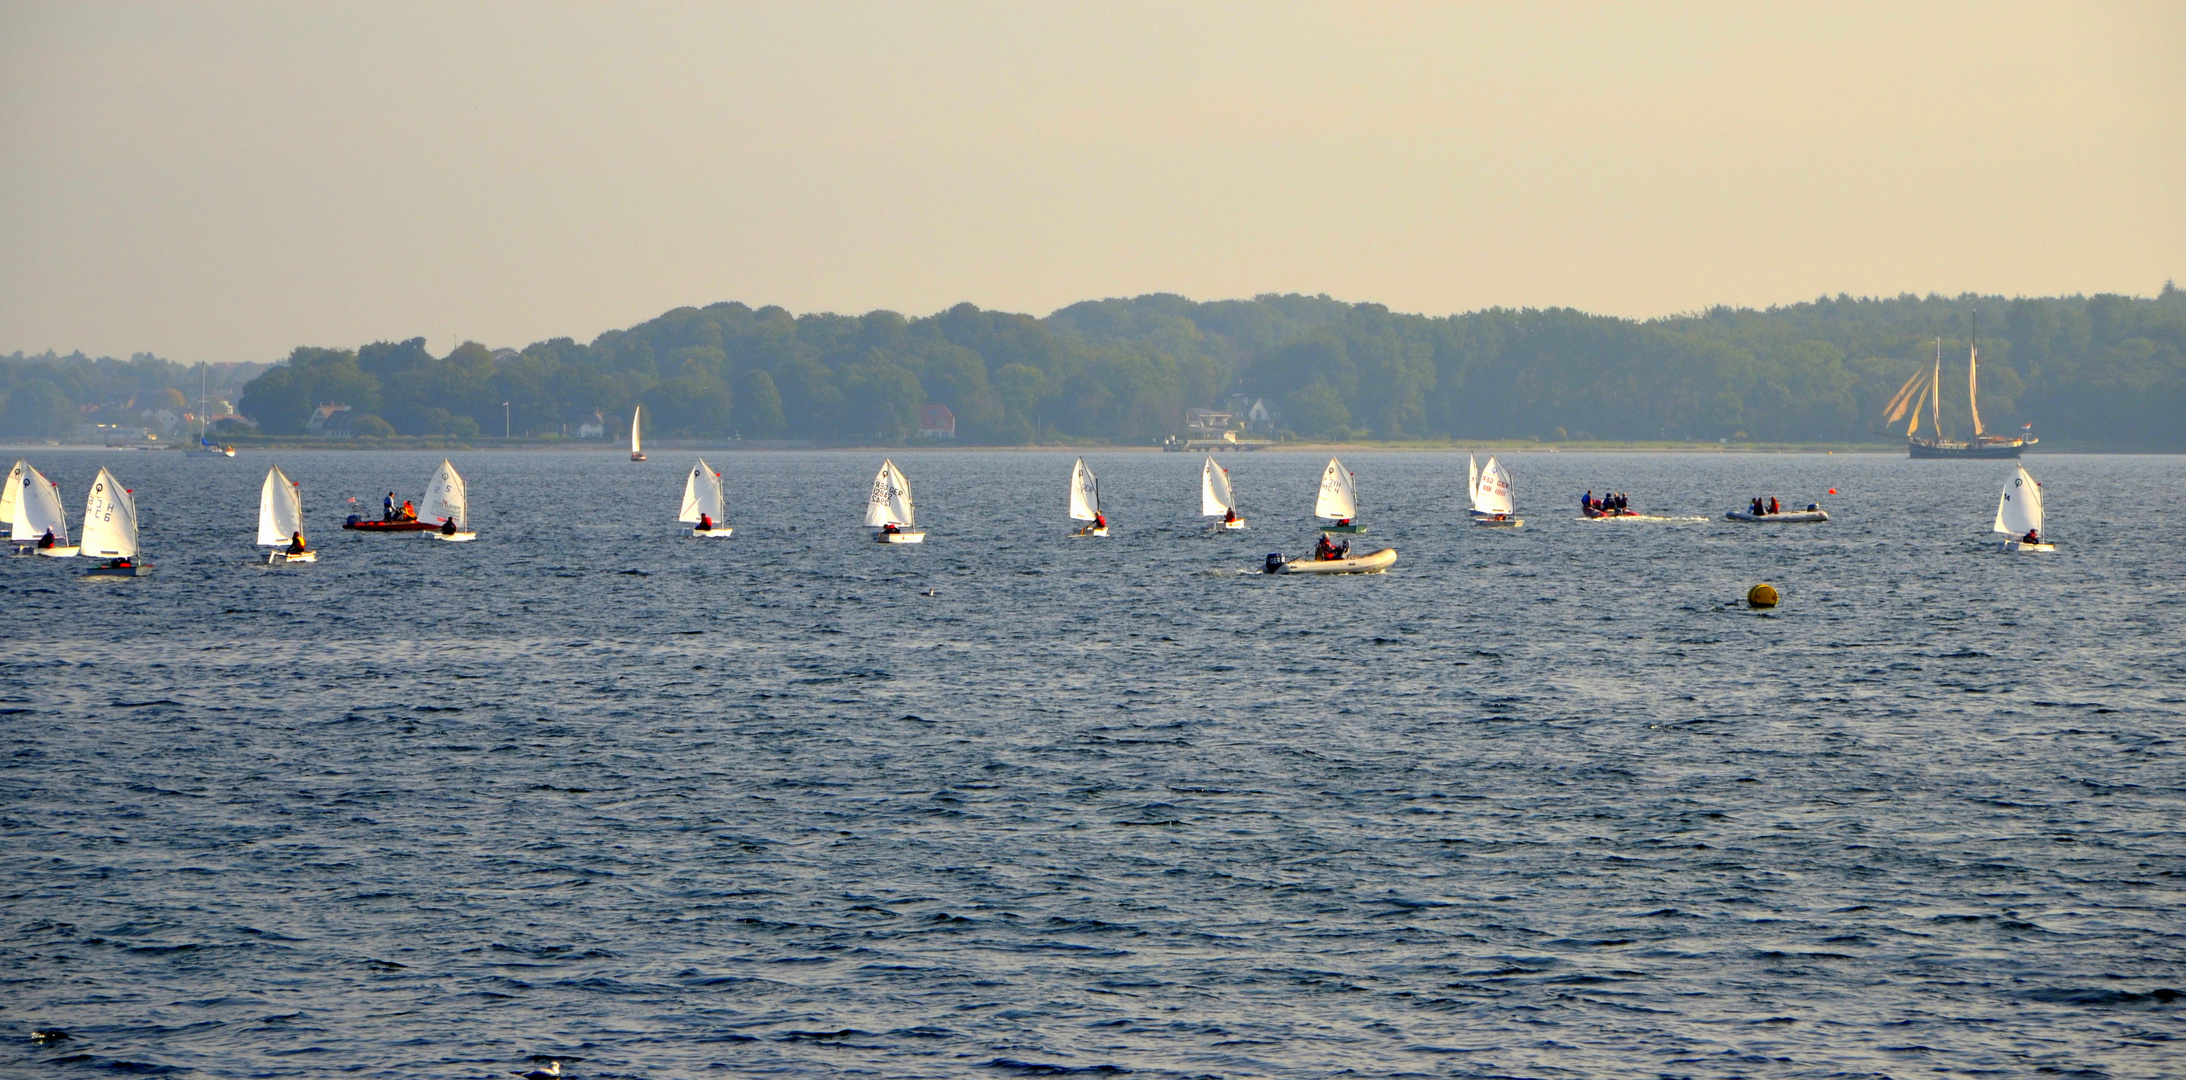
1882, 312, 2036, 459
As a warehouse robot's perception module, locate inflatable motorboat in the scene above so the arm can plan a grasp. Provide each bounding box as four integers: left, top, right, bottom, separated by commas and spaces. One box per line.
344, 516, 439, 532
1726, 509, 1829, 523
1267, 548, 1397, 574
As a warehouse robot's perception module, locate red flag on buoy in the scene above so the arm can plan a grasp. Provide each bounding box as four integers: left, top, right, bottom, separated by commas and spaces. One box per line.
1828, 488, 1837, 495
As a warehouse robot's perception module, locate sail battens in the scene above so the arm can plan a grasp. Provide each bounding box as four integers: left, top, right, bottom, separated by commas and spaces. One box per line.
257, 466, 305, 546
680, 459, 726, 524
865, 459, 915, 528
80, 468, 138, 559
1068, 458, 1100, 522
1315, 458, 1357, 520
1201, 457, 1236, 517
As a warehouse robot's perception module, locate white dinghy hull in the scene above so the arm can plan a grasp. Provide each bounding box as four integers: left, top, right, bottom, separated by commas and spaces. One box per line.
2000, 540, 2055, 553
1278, 547, 1397, 574
1726, 510, 1829, 523
433, 531, 477, 542
688, 527, 734, 538
33, 546, 81, 558
875, 530, 926, 544
1219, 519, 1245, 530
1472, 516, 1524, 528
268, 551, 317, 564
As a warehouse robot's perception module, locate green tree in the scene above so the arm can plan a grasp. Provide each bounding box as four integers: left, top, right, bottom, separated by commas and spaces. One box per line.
1284, 381, 1350, 437
733, 369, 785, 436
0, 378, 76, 437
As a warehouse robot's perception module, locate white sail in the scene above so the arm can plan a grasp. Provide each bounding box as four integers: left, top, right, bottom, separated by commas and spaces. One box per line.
680, 459, 726, 523
80, 468, 138, 559
257, 465, 304, 546
1468, 454, 1479, 505
1201, 456, 1235, 517
865, 459, 915, 528
631, 406, 642, 455
1473, 456, 1514, 515
419, 459, 468, 529
0, 460, 23, 527
1993, 465, 2043, 536
1315, 457, 1357, 520
1068, 458, 1100, 522
11, 464, 69, 543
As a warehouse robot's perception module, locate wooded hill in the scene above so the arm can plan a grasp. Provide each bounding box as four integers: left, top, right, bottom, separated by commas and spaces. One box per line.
9, 286, 2183, 448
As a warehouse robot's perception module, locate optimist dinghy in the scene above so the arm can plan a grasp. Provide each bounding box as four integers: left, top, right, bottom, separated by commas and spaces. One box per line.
867, 459, 924, 543
1202, 456, 1245, 529
1316, 458, 1365, 533
1469, 455, 1522, 527
420, 460, 475, 541
680, 459, 733, 537
1267, 547, 1397, 574
80, 468, 151, 576
10, 462, 79, 557
1994, 465, 2054, 552
258, 465, 316, 563
1068, 457, 1108, 536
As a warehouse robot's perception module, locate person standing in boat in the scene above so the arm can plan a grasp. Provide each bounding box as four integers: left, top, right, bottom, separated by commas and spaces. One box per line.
383, 492, 395, 521
1583, 491, 1594, 514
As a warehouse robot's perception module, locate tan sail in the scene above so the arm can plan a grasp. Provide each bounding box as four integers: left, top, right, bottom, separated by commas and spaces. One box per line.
1884, 368, 1927, 423
1907, 378, 1930, 437
1968, 342, 1983, 436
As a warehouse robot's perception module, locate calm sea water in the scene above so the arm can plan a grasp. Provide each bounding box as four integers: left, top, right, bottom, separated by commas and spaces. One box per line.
3, 449, 2181, 1080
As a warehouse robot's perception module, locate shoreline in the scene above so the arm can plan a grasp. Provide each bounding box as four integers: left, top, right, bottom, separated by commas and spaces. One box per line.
0, 439, 2142, 454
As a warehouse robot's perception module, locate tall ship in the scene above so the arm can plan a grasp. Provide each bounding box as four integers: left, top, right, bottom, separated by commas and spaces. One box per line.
1882, 315, 2035, 459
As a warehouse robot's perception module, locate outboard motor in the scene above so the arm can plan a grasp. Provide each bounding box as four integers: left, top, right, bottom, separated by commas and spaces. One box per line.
1263, 553, 1284, 574
345, 514, 360, 527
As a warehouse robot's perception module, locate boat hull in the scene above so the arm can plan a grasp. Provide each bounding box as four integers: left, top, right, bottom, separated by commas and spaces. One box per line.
875, 530, 925, 544
1909, 437, 2031, 459
1319, 523, 1366, 534
1279, 548, 1397, 574
1583, 509, 1639, 518
85, 563, 151, 577
630, 453, 647, 462
1074, 526, 1109, 537
688, 526, 734, 538
433, 531, 477, 542
344, 517, 438, 532
1217, 519, 1246, 530
1473, 517, 1523, 528
1726, 510, 1829, 523
267, 551, 317, 564
2000, 539, 2055, 553
34, 546, 81, 558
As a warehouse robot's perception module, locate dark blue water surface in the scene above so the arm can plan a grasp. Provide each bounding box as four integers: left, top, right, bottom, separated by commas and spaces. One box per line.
3, 448, 2181, 1079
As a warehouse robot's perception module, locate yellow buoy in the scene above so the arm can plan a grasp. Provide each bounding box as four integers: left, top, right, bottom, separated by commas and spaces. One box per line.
1747, 583, 1779, 608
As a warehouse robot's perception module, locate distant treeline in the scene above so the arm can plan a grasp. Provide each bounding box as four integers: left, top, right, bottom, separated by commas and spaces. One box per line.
9, 287, 2184, 447
0, 351, 265, 440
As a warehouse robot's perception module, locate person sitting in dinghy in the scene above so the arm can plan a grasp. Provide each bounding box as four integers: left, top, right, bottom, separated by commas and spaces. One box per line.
1094, 512, 1107, 531
1223, 507, 1237, 524
880, 522, 901, 536
2023, 528, 2040, 545
441, 518, 458, 536
698, 513, 713, 532
287, 531, 308, 555
38, 529, 56, 550
1314, 535, 1338, 561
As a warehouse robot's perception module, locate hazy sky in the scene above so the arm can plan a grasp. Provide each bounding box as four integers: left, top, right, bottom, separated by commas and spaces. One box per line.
3, 1, 2180, 363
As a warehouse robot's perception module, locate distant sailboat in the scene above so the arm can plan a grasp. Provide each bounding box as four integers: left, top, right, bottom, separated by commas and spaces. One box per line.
866, 458, 924, 543
630, 406, 647, 462
1995, 465, 2054, 552
1469, 454, 1522, 527
258, 465, 315, 563
1202, 456, 1244, 529
681, 459, 732, 537
10, 463, 78, 557
421, 459, 475, 541
1069, 457, 1107, 536
81, 468, 150, 576
1316, 457, 1364, 533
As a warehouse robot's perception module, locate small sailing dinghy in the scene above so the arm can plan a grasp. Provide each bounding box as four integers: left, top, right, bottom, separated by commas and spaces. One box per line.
1316, 458, 1364, 533
630, 406, 647, 462
420, 459, 475, 540
1469, 454, 1522, 527
681, 459, 732, 537
1069, 457, 1108, 536
258, 465, 315, 563
10, 462, 79, 557
866, 458, 924, 543
81, 468, 150, 576
1995, 465, 2053, 552
1203, 456, 1244, 529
